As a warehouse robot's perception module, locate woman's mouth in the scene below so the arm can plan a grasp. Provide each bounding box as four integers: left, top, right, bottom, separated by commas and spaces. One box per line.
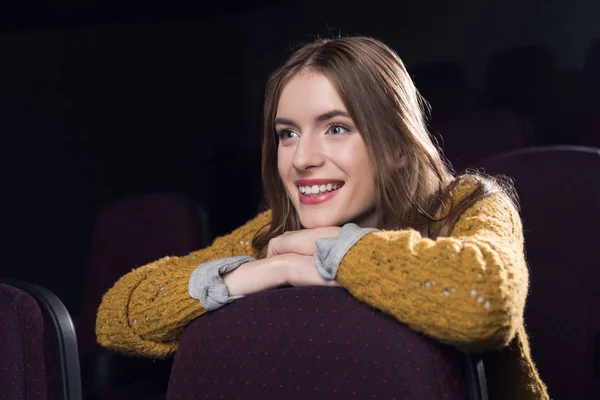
297, 182, 345, 205
297, 182, 344, 196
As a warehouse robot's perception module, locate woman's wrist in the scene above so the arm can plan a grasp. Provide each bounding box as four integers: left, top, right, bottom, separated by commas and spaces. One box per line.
223, 257, 287, 297
189, 256, 255, 311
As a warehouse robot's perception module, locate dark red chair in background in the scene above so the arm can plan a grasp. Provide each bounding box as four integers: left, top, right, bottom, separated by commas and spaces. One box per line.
479, 145, 600, 399
167, 286, 487, 400
78, 193, 210, 399
0, 280, 82, 400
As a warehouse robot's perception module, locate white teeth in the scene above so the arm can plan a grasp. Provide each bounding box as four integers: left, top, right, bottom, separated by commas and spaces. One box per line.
298, 182, 344, 195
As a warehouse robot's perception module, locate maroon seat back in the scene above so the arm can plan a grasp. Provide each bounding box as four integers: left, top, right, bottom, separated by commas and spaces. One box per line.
80, 193, 209, 356
79, 193, 209, 400
1, 280, 83, 400
168, 287, 469, 400
0, 283, 47, 400
479, 146, 600, 399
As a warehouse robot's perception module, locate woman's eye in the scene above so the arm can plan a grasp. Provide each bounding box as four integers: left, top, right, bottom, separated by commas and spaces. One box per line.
277, 129, 299, 140
328, 124, 350, 135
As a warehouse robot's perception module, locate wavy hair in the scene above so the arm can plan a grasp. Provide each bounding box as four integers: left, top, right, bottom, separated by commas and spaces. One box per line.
252, 36, 515, 252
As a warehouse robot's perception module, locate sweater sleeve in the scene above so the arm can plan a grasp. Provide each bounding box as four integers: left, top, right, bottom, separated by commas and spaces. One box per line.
335, 193, 528, 353
95, 211, 271, 358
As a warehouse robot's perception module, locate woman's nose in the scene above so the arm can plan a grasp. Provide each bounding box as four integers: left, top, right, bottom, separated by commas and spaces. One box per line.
292, 135, 326, 170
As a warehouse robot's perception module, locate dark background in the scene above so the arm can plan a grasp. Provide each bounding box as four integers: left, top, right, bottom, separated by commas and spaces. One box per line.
1, 0, 598, 319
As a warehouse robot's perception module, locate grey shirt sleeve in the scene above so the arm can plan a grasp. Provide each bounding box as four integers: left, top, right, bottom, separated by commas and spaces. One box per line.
314, 223, 379, 280
189, 256, 255, 311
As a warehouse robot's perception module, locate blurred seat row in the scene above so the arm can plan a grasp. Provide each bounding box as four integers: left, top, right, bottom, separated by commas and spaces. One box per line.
413, 42, 600, 170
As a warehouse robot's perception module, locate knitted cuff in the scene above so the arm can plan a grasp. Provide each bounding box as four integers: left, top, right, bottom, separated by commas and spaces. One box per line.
189, 256, 255, 311
314, 223, 379, 280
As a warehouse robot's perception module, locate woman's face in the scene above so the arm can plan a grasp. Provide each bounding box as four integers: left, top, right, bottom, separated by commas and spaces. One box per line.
276, 71, 377, 229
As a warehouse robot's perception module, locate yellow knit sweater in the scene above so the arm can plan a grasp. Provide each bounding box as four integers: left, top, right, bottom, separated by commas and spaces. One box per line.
96, 180, 549, 400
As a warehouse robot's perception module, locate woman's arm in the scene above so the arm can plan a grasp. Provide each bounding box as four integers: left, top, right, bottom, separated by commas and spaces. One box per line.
330, 193, 528, 353
223, 257, 286, 296
224, 253, 339, 296
96, 211, 271, 358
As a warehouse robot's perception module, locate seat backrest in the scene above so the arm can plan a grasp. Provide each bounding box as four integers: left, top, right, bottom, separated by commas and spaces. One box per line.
168, 286, 471, 400
0, 283, 48, 400
479, 145, 600, 399
0, 280, 82, 400
522, 253, 587, 400
79, 193, 210, 356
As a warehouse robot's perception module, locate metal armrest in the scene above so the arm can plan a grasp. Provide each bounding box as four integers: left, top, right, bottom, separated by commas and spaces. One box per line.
464, 354, 488, 400
2, 279, 83, 400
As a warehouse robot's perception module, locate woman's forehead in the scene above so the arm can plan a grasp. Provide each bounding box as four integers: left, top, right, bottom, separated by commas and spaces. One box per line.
276, 72, 348, 121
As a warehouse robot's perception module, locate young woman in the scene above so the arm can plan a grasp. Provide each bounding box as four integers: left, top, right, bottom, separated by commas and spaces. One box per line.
97, 36, 548, 399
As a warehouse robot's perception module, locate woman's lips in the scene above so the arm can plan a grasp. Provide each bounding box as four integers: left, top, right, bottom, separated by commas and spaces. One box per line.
298, 186, 342, 205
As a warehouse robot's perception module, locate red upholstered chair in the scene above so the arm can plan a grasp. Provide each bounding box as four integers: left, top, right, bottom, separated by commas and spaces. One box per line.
79, 193, 210, 356
79, 193, 210, 399
479, 146, 600, 399
0, 280, 82, 400
167, 286, 481, 400
0, 283, 47, 400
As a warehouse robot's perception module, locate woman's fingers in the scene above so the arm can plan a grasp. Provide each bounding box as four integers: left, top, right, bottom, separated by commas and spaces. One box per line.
267, 227, 341, 258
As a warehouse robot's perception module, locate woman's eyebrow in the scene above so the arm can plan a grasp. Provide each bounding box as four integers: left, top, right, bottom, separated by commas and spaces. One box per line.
315, 109, 351, 122
275, 109, 351, 128
274, 117, 298, 129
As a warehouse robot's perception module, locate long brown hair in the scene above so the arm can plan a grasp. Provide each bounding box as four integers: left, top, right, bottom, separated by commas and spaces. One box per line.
252, 36, 515, 252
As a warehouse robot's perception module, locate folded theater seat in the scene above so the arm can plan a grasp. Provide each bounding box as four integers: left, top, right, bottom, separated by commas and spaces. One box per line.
167, 286, 487, 400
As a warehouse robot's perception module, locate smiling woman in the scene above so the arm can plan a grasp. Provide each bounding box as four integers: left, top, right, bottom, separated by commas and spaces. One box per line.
96, 36, 549, 400
275, 72, 377, 229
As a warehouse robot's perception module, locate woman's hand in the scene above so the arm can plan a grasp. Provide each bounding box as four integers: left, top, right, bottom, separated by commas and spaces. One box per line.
267, 227, 341, 257
223, 252, 339, 297
226, 227, 343, 297
223, 257, 287, 296
278, 253, 340, 288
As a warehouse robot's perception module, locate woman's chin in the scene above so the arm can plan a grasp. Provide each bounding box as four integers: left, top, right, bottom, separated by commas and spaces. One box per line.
298, 214, 345, 229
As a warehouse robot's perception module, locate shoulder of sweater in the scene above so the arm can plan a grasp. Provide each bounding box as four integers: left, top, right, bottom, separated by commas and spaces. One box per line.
441, 175, 521, 238
450, 186, 522, 240
448, 174, 480, 204
449, 174, 516, 212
